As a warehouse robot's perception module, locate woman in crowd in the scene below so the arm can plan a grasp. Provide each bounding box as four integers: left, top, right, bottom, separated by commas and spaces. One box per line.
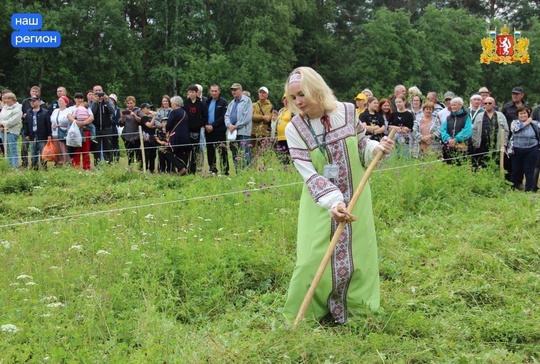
388, 95, 415, 159
410, 94, 423, 120
378, 98, 392, 136
412, 101, 441, 159
360, 97, 386, 141
361, 88, 373, 98
440, 97, 472, 164
283, 66, 394, 325
50, 96, 72, 165
120, 96, 143, 166
68, 92, 94, 170
354, 93, 367, 118
165, 96, 189, 176
509, 106, 539, 192
0, 92, 22, 169
274, 93, 292, 163
154, 95, 172, 129
408, 86, 421, 102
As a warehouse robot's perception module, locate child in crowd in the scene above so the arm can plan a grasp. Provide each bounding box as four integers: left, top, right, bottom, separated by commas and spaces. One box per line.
72, 101, 97, 143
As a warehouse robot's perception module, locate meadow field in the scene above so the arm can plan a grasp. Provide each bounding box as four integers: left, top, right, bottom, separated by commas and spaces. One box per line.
0, 153, 539, 363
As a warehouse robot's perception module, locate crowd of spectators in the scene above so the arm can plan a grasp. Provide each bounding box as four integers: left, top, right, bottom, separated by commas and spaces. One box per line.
1, 82, 539, 191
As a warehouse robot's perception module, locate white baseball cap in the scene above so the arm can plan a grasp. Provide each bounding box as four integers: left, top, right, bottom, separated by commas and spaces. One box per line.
258, 86, 269, 94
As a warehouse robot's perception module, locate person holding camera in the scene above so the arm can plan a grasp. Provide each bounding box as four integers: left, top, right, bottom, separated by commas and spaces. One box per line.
88, 85, 116, 166
119, 95, 143, 166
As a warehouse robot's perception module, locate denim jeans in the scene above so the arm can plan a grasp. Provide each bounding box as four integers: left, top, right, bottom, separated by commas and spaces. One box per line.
30, 138, 47, 168
5, 132, 19, 168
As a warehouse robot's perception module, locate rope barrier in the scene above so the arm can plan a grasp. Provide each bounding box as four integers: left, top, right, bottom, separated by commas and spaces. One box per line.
0, 148, 509, 229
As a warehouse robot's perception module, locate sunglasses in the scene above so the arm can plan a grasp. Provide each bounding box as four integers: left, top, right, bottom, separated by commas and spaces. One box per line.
483, 102, 493, 105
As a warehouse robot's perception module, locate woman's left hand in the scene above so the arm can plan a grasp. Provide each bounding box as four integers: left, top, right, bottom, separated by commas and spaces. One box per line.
378, 136, 395, 155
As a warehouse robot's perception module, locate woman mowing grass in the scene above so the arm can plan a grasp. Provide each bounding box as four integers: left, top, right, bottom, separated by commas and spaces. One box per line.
283, 67, 394, 325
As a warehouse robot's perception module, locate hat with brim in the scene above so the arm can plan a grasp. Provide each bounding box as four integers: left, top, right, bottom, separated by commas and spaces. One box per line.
230, 83, 242, 90
354, 93, 367, 101
512, 87, 524, 94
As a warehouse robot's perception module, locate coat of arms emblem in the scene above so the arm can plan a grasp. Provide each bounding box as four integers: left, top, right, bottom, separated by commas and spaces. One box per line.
480, 25, 530, 64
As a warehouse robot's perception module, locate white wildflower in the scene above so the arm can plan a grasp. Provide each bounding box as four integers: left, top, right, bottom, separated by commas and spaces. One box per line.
33, 185, 42, 189
199, 238, 203, 242
16, 275, 33, 280
125, 261, 132, 265
52, 231, 59, 235
130, 245, 139, 251
69, 245, 83, 251
1, 240, 10, 249
218, 227, 224, 231
144, 213, 154, 219
96, 250, 110, 256
50, 266, 59, 269
411, 286, 416, 294
43, 357, 50, 361
46, 302, 65, 308
1, 324, 20, 333
41, 296, 58, 302
41, 314, 52, 318
27, 206, 42, 213
9, 283, 19, 286
205, 218, 211, 222
25, 282, 37, 286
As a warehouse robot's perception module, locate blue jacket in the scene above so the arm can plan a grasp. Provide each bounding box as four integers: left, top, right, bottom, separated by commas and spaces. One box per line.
225, 95, 253, 137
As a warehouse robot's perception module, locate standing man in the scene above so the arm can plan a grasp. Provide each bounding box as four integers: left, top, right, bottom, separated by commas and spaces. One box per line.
49, 86, 73, 112
467, 94, 483, 121
89, 85, 116, 166
252, 86, 273, 149
205, 84, 229, 175
471, 96, 508, 170
426, 92, 444, 117
437, 91, 455, 126
23, 95, 51, 170
390, 84, 409, 112
21, 86, 46, 168
225, 83, 253, 171
183, 84, 207, 174
502, 87, 531, 183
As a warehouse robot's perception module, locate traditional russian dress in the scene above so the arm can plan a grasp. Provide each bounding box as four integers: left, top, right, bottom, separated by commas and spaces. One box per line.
283, 102, 381, 324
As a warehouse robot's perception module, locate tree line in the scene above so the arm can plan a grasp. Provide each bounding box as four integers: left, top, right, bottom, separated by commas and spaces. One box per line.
1, 0, 539, 107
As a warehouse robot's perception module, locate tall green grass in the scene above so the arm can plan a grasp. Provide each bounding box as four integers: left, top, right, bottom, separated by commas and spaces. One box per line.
1, 154, 539, 363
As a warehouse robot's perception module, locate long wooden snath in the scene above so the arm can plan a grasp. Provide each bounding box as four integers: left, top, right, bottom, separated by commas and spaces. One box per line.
293, 128, 397, 327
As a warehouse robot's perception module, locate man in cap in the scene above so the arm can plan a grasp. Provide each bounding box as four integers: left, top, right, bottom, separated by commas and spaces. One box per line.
478, 87, 490, 102
252, 86, 273, 149
23, 94, 51, 170
21, 86, 46, 168
225, 83, 253, 170
436, 91, 455, 125
501, 86, 532, 183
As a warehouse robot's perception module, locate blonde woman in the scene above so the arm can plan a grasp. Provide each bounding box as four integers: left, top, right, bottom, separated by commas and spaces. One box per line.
283, 67, 394, 325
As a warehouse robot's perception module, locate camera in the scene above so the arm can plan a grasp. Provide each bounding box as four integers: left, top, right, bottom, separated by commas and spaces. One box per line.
121, 110, 131, 115
96, 92, 105, 97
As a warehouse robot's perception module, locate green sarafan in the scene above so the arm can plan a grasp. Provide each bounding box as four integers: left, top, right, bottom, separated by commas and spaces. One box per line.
0, 153, 539, 363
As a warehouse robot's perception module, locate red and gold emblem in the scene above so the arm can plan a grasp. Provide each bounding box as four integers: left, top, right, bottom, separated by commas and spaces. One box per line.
481, 25, 529, 64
